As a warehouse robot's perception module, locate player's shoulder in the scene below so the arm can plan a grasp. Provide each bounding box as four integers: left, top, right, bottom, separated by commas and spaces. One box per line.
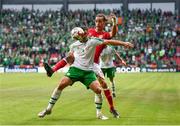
88, 28, 96, 35
71, 40, 79, 44
102, 31, 111, 37
70, 40, 80, 47
89, 37, 103, 42
88, 28, 95, 32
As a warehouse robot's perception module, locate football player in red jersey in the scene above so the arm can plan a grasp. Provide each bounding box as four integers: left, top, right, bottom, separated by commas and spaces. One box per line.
88, 13, 120, 118
43, 13, 132, 119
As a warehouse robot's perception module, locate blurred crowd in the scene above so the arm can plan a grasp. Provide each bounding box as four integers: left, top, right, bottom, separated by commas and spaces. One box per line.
0, 8, 179, 69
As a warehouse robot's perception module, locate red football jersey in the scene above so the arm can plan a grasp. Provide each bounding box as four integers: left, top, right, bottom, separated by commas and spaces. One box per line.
88, 28, 111, 64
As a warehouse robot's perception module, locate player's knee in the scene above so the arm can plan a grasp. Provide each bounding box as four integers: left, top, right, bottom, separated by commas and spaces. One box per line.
100, 80, 108, 89
95, 87, 101, 94
57, 79, 69, 90
110, 77, 114, 82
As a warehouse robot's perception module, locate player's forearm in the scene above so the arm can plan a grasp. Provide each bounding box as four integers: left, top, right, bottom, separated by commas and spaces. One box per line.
114, 49, 127, 66
103, 40, 126, 46
114, 50, 123, 61
117, 54, 124, 63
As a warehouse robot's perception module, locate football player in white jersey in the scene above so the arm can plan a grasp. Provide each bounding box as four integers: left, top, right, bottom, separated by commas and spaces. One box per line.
38, 27, 133, 120
100, 46, 126, 97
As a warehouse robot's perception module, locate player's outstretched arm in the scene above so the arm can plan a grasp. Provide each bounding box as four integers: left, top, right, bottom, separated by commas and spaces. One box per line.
103, 39, 134, 49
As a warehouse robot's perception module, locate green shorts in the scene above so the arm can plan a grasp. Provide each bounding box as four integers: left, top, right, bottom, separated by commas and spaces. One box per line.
101, 67, 116, 78
65, 67, 97, 89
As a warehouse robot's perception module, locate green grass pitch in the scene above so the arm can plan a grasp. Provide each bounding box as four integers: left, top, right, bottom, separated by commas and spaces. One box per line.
0, 72, 180, 125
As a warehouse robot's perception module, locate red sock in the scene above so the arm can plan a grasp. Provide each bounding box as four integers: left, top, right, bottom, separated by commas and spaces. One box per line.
104, 89, 114, 110
52, 59, 67, 72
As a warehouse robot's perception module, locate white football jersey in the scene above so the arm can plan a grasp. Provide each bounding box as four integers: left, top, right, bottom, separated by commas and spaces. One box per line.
70, 38, 104, 71
100, 46, 115, 68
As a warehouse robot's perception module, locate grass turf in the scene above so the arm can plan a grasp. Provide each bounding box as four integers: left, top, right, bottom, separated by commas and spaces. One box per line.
0, 72, 180, 125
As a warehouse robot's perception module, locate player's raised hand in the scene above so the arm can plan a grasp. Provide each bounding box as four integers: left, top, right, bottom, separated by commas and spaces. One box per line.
110, 13, 117, 26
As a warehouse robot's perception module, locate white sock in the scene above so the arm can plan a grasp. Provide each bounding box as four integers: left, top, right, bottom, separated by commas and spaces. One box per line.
47, 88, 62, 111
94, 93, 103, 115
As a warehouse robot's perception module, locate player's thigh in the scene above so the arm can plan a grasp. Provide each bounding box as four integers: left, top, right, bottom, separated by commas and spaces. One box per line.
89, 80, 101, 94
65, 67, 83, 84
81, 71, 97, 89
57, 76, 73, 90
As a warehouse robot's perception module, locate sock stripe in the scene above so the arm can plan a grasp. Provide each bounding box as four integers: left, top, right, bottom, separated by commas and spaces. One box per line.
49, 101, 55, 105
95, 102, 102, 105
96, 107, 102, 109
51, 97, 58, 101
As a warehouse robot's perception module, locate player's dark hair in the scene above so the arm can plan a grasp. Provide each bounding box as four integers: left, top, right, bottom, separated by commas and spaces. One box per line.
96, 13, 108, 22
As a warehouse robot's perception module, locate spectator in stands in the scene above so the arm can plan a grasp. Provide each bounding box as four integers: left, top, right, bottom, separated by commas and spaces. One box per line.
0, 8, 179, 70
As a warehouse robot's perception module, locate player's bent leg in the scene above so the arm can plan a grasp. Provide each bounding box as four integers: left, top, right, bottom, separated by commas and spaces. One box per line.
89, 80, 108, 120
52, 59, 67, 73
38, 87, 61, 118
57, 76, 73, 90
89, 80, 101, 94
38, 76, 73, 118
98, 76, 120, 118
51, 53, 74, 74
